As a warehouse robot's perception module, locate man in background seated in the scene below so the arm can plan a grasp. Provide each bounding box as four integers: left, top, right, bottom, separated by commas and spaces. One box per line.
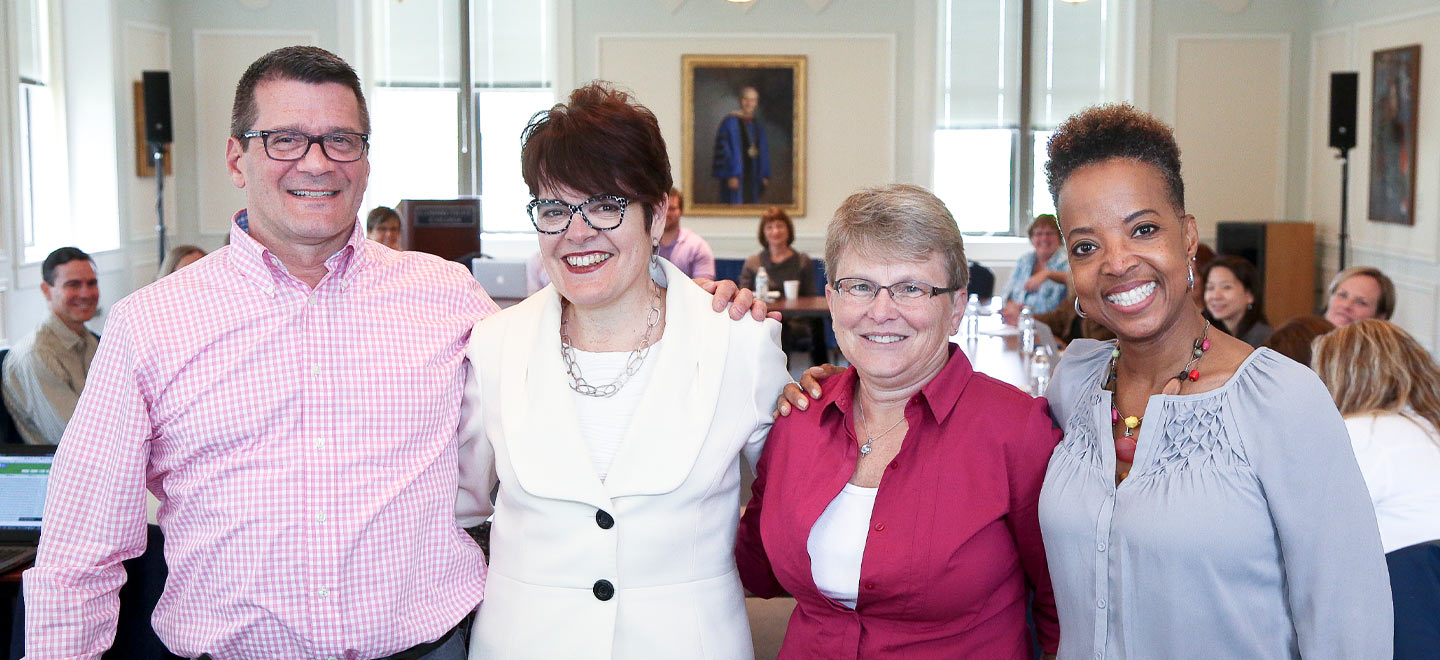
2, 247, 99, 445
657, 188, 716, 279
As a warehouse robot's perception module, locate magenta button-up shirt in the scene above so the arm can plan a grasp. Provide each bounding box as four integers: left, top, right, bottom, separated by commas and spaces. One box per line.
24, 211, 497, 660
736, 345, 1061, 659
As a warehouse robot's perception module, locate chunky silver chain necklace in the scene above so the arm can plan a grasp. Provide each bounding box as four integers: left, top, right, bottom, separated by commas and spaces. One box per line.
560, 287, 663, 398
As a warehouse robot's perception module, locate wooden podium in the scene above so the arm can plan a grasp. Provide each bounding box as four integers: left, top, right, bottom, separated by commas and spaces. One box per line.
396, 198, 481, 261
1214, 221, 1316, 327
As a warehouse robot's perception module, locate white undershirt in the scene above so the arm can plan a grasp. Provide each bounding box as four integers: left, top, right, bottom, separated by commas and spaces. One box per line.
807, 482, 879, 609
567, 338, 664, 482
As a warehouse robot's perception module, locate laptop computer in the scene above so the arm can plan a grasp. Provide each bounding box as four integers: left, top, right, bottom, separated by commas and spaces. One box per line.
0, 444, 55, 574
472, 258, 531, 299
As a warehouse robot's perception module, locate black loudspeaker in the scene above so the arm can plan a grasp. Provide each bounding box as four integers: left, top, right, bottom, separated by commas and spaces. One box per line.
142, 70, 173, 144
1329, 72, 1358, 150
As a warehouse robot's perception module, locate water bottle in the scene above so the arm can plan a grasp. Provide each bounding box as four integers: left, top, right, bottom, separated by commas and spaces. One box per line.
964, 294, 980, 336
1019, 305, 1035, 356
1030, 348, 1052, 395
754, 267, 770, 300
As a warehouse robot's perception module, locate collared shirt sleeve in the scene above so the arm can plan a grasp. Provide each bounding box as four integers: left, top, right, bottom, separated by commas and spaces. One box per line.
3, 348, 75, 445
23, 301, 155, 659
1007, 395, 1062, 653
689, 235, 717, 281
1237, 353, 1393, 659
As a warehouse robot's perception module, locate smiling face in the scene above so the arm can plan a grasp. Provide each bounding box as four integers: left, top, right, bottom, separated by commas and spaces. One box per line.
827, 250, 964, 391
1057, 158, 1198, 343
763, 219, 791, 252
226, 78, 369, 254
42, 259, 99, 329
539, 186, 665, 311
368, 217, 401, 250
1030, 222, 1061, 261
1325, 273, 1383, 327
739, 87, 759, 117
1203, 265, 1252, 329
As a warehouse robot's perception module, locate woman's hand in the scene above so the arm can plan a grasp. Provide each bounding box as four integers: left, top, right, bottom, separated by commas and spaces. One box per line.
1024, 270, 1049, 292
696, 278, 779, 321
774, 364, 845, 417
1000, 300, 1022, 326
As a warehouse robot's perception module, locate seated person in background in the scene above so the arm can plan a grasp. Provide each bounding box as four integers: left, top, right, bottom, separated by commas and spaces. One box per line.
1323, 265, 1396, 327
1202, 255, 1271, 346
657, 188, 716, 279
1035, 292, 1116, 348
158, 244, 206, 278
1262, 315, 1333, 367
366, 205, 402, 250
1313, 319, 1440, 554
1000, 213, 1068, 320
741, 207, 824, 364
3, 247, 100, 445
737, 184, 1060, 659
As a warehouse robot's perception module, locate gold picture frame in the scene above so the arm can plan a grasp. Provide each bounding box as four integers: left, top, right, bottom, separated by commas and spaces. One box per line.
681, 54, 805, 217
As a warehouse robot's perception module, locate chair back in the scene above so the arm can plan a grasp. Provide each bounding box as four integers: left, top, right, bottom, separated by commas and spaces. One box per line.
1388, 539, 1440, 660
714, 258, 745, 285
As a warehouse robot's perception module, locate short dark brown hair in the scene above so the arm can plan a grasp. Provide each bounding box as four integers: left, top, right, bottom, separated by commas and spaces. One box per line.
520, 82, 672, 228
757, 207, 794, 248
1046, 103, 1185, 213
1263, 315, 1334, 368
230, 46, 370, 143
42, 247, 93, 285
366, 206, 401, 232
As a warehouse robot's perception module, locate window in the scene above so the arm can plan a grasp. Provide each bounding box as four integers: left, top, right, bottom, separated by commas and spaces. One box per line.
934, 0, 1125, 234
15, 0, 72, 262
366, 0, 555, 235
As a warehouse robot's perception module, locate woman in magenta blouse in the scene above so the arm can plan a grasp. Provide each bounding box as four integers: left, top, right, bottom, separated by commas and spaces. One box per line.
736, 184, 1060, 659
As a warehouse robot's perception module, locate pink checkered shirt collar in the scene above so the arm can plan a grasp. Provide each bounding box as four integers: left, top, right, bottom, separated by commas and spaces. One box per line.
227, 208, 366, 295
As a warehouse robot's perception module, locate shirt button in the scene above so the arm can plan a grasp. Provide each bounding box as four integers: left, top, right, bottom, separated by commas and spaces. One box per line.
1097, 597, 1107, 609
1097, 541, 1107, 552
864, 582, 876, 590
872, 522, 885, 531
887, 461, 899, 470
317, 587, 329, 599
595, 509, 614, 529
317, 512, 327, 524
593, 579, 615, 601
314, 439, 326, 449
311, 365, 321, 376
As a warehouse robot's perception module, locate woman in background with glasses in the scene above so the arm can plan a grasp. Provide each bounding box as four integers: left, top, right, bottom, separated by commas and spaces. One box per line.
454, 82, 790, 660
736, 184, 1061, 659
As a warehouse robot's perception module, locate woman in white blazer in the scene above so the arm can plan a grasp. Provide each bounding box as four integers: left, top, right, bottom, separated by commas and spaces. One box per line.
456, 82, 791, 660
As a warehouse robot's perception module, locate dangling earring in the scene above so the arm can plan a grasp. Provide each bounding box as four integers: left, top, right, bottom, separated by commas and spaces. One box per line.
649, 237, 664, 281
1074, 297, 1088, 318
1187, 264, 1195, 291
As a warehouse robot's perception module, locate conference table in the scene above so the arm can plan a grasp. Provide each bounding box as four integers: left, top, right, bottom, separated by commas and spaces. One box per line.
769, 295, 1057, 394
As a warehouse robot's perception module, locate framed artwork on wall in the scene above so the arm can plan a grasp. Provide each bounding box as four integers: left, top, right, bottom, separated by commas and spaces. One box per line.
1367, 44, 1420, 226
681, 54, 806, 217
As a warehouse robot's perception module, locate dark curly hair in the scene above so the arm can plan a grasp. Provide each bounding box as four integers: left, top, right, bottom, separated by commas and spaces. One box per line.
1045, 103, 1185, 212
520, 82, 672, 228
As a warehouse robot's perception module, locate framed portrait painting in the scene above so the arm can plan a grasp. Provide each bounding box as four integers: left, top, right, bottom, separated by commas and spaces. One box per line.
1367, 45, 1420, 225
681, 54, 806, 216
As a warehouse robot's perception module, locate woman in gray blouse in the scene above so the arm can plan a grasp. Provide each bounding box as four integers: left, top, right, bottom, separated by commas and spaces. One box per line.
1037, 104, 1391, 659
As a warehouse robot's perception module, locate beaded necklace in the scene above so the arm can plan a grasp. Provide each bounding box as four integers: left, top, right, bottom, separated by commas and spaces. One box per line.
1105, 320, 1211, 465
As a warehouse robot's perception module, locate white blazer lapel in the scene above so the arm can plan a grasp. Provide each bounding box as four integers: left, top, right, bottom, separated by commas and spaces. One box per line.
602, 259, 730, 498
498, 288, 612, 510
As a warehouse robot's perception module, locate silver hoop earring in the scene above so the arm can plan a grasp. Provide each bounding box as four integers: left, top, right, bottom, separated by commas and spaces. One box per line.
1187, 265, 1195, 291
1074, 296, 1087, 318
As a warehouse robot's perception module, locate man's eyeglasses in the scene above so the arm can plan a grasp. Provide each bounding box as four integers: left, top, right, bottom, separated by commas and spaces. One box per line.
241, 130, 370, 162
831, 277, 959, 304
526, 195, 629, 234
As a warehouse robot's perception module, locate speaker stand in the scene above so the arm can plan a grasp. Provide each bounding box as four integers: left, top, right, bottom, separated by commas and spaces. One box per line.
1336, 146, 1351, 270
151, 142, 167, 267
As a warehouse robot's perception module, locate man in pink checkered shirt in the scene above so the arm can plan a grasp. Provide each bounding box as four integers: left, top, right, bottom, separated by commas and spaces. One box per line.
21, 46, 760, 660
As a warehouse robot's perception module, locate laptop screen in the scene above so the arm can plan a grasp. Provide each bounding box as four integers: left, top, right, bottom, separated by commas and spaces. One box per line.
0, 450, 54, 532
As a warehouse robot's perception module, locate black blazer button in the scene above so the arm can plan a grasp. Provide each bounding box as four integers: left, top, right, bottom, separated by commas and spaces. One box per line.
595, 509, 614, 529
593, 579, 615, 601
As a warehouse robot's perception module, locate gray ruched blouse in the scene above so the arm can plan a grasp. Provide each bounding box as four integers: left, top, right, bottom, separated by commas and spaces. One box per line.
1038, 339, 1392, 659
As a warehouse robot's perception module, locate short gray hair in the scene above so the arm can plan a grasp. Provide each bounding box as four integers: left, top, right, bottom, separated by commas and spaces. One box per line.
824, 184, 968, 292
